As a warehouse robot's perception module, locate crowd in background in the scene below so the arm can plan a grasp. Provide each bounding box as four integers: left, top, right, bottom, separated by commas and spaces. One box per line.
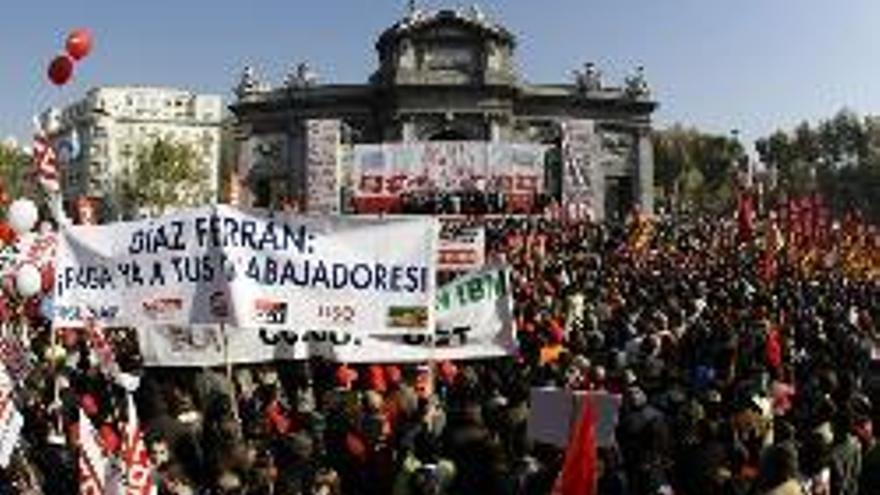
0, 203, 878, 495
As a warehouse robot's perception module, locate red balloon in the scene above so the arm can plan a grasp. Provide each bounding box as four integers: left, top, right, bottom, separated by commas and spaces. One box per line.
66, 29, 93, 61
48, 55, 74, 86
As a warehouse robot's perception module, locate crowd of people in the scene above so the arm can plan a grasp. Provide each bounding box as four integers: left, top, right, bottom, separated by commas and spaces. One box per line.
0, 204, 878, 495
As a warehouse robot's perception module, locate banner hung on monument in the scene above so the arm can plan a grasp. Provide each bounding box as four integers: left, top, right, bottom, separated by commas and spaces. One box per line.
561, 119, 599, 212
304, 119, 341, 215
437, 216, 486, 272
353, 141, 546, 199
53, 205, 437, 336
138, 264, 516, 366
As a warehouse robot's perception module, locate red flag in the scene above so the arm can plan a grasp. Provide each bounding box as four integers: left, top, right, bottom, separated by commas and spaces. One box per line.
736, 192, 755, 244
79, 408, 110, 495
32, 130, 59, 194
800, 196, 816, 246
766, 326, 783, 371
788, 199, 802, 248
552, 397, 597, 495
122, 393, 157, 495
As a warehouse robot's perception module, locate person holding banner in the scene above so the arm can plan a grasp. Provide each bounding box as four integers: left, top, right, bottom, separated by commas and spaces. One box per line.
0, 200, 877, 494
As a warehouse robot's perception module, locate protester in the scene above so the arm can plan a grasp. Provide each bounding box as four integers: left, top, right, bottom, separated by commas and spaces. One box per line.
0, 198, 877, 495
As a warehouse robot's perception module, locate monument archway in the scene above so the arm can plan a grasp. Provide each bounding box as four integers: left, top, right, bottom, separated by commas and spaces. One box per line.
429, 128, 470, 141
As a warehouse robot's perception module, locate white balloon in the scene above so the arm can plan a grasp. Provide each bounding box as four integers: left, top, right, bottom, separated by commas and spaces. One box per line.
8, 199, 39, 235
15, 263, 42, 298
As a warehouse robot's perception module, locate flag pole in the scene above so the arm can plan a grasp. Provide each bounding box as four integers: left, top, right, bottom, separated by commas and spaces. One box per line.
221, 320, 240, 423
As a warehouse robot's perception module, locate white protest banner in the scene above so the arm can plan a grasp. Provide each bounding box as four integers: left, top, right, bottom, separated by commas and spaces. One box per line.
438, 217, 486, 272
54, 205, 437, 336
138, 265, 516, 366
347, 263, 515, 362
527, 387, 621, 448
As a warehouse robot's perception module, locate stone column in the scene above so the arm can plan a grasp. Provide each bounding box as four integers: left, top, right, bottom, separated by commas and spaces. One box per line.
636, 128, 654, 215
489, 115, 501, 142
232, 123, 253, 207
402, 116, 416, 142
287, 121, 304, 205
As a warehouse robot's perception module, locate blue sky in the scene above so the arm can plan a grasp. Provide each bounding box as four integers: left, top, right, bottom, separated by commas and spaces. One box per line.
2, 0, 880, 149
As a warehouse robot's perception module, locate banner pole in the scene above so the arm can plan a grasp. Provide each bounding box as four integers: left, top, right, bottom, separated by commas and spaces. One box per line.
221, 321, 240, 423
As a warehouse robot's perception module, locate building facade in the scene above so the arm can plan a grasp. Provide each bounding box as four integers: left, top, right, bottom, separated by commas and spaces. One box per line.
42, 86, 223, 220
230, 7, 658, 221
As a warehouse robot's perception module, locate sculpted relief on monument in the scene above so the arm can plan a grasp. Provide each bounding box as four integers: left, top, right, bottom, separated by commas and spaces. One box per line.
597, 130, 635, 174
248, 133, 288, 174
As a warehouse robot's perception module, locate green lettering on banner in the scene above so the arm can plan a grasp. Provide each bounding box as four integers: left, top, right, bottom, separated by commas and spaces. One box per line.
467, 278, 484, 304
436, 288, 452, 312
436, 268, 507, 311
487, 269, 507, 299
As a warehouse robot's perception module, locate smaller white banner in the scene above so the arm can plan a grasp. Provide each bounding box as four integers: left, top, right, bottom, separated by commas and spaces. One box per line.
139, 265, 516, 366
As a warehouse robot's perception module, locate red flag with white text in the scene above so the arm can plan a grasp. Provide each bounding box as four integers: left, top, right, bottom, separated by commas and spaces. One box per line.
552, 395, 597, 495
32, 130, 59, 194
79, 408, 109, 495
122, 393, 156, 495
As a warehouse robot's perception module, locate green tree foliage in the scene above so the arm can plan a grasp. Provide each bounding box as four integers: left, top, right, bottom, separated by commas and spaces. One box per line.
117, 138, 212, 218
217, 117, 239, 204
0, 142, 30, 204
652, 125, 744, 212
755, 108, 880, 221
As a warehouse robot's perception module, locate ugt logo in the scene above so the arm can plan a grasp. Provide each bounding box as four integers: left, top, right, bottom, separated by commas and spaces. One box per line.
253, 299, 287, 325
141, 298, 183, 321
